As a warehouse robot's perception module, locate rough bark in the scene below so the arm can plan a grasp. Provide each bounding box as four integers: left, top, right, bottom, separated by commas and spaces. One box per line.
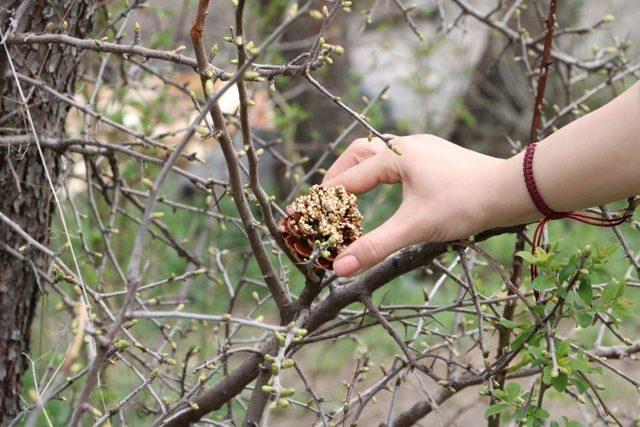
0, 1, 97, 423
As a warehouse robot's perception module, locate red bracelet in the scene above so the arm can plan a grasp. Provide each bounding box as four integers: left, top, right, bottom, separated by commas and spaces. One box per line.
522, 142, 632, 283
523, 143, 567, 220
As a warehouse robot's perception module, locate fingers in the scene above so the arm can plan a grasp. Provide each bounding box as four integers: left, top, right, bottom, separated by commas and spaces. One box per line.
324, 135, 410, 276
322, 138, 386, 183
322, 150, 400, 195
333, 204, 419, 276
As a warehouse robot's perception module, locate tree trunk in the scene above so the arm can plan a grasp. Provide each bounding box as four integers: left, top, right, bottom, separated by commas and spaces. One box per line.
0, 1, 96, 423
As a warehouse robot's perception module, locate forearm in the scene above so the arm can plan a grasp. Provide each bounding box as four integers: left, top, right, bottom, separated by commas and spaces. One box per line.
325, 84, 639, 275
491, 81, 640, 228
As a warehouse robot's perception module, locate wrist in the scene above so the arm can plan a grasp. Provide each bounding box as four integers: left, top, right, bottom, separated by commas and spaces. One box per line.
483, 151, 542, 230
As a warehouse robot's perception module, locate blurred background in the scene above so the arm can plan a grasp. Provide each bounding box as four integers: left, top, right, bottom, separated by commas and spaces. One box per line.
10, 0, 640, 425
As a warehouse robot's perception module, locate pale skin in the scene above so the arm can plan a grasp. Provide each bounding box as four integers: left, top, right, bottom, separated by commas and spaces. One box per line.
324, 81, 640, 277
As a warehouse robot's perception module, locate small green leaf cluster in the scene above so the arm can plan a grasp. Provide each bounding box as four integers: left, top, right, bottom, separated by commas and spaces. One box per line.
484, 382, 549, 425
485, 243, 636, 426
516, 243, 633, 328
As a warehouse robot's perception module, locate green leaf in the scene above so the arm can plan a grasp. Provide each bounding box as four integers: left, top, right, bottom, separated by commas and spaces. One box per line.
516, 251, 537, 264
576, 312, 593, 328
531, 407, 550, 419
533, 247, 556, 264
492, 389, 508, 401
556, 340, 570, 357
499, 319, 518, 329
567, 358, 590, 372
532, 275, 555, 291
611, 294, 634, 317
532, 305, 546, 318
601, 282, 625, 304
577, 278, 593, 306
485, 402, 511, 418
528, 346, 545, 358
550, 372, 568, 392
505, 382, 521, 401
563, 417, 584, 427
542, 365, 552, 384
572, 373, 589, 394
559, 256, 580, 284
596, 243, 617, 260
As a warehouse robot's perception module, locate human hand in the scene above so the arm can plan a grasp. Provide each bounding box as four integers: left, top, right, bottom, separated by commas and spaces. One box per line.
322, 134, 538, 276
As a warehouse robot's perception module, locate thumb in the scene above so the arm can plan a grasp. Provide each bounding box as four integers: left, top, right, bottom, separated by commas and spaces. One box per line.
332, 204, 419, 276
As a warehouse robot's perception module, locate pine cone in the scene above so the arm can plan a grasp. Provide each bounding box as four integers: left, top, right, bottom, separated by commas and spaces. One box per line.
280, 185, 363, 270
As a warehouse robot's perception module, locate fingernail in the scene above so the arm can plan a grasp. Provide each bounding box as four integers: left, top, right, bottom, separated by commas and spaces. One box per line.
333, 255, 361, 276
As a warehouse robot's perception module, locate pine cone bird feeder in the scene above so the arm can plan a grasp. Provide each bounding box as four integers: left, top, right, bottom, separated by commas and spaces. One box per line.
280, 185, 363, 270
